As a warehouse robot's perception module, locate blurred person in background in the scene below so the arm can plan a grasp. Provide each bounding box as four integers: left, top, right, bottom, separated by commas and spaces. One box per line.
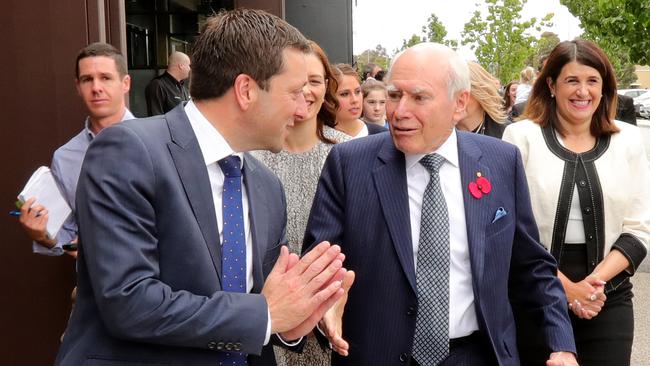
361, 78, 388, 128
332, 63, 386, 139
504, 81, 519, 121
456, 62, 508, 138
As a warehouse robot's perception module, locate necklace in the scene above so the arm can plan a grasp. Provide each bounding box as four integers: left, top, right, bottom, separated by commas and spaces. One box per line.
472, 117, 486, 135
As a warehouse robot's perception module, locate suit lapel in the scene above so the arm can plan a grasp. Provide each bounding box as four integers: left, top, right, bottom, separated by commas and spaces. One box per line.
373, 138, 417, 293
243, 154, 268, 293
165, 105, 222, 283
457, 131, 491, 289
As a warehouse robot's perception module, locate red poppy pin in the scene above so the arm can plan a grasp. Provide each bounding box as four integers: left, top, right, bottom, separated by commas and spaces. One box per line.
469, 172, 492, 199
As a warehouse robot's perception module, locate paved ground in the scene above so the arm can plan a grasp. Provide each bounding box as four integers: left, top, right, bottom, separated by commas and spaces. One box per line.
631, 118, 648, 366
632, 273, 649, 366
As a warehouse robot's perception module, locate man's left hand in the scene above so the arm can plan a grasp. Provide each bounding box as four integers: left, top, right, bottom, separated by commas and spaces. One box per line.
546, 351, 579, 366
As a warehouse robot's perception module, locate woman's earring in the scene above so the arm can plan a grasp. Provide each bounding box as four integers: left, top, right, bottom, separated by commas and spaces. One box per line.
551, 93, 555, 98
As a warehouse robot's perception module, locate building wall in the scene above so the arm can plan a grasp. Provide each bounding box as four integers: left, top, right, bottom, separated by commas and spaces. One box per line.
0, 0, 125, 363
635, 65, 650, 89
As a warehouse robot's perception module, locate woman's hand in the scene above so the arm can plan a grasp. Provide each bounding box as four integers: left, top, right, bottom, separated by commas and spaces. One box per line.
559, 272, 606, 319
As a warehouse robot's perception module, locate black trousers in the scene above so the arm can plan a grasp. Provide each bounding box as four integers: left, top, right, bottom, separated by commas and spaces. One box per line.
517, 244, 634, 366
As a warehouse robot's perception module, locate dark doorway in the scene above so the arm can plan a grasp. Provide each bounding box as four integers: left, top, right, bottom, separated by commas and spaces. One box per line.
125, 0, 235, 117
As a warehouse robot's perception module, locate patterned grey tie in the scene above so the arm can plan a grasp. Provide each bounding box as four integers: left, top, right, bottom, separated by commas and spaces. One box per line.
413, 153, 450, 366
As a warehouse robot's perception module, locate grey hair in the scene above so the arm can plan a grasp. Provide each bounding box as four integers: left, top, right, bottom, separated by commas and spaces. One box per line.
386, 42, 470, 99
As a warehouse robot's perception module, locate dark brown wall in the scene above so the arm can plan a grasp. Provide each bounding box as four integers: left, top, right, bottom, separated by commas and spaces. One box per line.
236, 0, 283, 17
0, 0, 123, 363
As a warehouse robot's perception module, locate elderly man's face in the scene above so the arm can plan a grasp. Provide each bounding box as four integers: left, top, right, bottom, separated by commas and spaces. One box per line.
386, 50, 467, 155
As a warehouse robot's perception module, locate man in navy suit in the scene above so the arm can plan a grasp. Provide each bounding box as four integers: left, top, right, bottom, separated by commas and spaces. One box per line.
56, 9, 346, 366
304, 43, 578, 365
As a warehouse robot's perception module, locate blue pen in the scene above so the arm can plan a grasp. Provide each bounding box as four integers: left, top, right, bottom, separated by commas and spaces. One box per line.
9, 210, 21, 217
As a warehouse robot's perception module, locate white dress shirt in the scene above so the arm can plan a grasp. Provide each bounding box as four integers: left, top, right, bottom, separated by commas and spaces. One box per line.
404, 130, 479, 338
185, 101, 272, 344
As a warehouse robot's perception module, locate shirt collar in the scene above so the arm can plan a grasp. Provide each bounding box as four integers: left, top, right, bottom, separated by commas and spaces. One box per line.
404, 128, 459, 170
84, 108, 136, 141
184, 100, 244, 168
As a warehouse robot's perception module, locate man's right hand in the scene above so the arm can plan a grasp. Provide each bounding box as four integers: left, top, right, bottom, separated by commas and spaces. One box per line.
320, 270, 355, 356
262, 242, 347, 340
19, 197, 56, 248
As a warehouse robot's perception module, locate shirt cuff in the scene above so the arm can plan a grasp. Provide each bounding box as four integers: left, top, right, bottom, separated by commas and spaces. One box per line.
32, 241, 64, 256
264, 308, 271, 345
267, 309, 303, 346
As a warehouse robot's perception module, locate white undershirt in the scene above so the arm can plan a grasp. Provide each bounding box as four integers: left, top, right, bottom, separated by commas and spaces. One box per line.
555, 133, 587, 243
185, 101, 272, 344
405, 130, 479, 338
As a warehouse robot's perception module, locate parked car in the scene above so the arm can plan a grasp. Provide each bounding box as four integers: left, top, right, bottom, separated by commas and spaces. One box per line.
619, 88, 648, 99
633, 91, 650, 117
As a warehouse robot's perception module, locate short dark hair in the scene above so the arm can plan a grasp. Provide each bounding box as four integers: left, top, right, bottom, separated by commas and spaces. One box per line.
75, 42, 127, 78
525, 39, 619, 137
190, 9, 310, 101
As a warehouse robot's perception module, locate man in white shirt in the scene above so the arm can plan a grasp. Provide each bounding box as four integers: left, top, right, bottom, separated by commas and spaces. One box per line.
304, 43, 578, 365
56, 9, 346, 366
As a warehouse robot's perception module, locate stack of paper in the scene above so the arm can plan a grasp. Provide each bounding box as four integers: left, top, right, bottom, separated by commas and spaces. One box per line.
17, 166, 71, 239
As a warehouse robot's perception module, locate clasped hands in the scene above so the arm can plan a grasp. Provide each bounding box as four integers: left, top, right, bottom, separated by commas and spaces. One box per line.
262, 242, 350, 341
566, 274, 606, 320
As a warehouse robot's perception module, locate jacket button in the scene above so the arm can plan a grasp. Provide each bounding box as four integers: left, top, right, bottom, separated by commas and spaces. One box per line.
588, 234, 594, 241
406, 306, 416, 316
579, 180, 586, 187
207, 341, 217, 350
583, 206, 592, 214
399, 353, 409, 362
590, 261, 596, 266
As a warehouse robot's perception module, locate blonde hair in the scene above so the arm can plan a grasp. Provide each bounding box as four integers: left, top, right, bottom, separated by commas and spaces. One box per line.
467, 62, 506, 123
519, 66, 535, 84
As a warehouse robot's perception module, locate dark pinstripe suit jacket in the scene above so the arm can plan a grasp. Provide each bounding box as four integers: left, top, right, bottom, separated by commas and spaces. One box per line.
304, 131, 575, 365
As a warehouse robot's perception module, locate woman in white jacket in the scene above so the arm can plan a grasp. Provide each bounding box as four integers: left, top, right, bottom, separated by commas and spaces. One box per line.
503, 39, 650, 366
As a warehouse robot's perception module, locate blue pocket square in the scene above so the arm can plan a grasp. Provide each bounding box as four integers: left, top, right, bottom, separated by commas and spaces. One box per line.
492, 207, 507, 223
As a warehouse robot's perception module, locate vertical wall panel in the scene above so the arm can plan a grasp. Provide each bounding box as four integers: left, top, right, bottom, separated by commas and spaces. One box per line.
0, 0, 101, 363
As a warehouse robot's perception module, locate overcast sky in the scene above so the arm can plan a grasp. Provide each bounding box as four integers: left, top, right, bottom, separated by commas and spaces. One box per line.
352, 0, 584, 60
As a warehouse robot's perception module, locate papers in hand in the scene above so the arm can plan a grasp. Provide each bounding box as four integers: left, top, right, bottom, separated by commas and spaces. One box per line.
18, 166, 71, 239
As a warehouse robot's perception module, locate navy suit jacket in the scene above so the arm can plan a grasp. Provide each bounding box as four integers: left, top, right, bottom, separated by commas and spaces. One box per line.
304, 131, 575, 365
56, 105, 288, 366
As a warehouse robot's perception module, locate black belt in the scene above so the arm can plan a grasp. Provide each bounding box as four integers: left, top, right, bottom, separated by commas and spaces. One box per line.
449, 331, 482, 350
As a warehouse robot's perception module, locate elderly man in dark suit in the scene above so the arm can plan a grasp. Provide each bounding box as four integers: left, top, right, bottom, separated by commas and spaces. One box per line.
304, 43, 578, 366
55, 9, 347, 366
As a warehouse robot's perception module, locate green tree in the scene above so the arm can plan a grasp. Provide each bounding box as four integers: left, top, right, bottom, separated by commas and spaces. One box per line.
534, 32, 560, 66
560, 0, 647, 87
561, 0, 650, 66
461, 0, 553, 84
422, 14, 459, 49
423, 14, 447, 43
354, 44, 391, 79
399, 34, 424, 52
396, 13, 458, 53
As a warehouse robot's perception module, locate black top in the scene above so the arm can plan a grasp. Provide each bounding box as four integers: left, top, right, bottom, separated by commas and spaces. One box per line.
145, 72, 190, 116
473, 114, 508, 139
